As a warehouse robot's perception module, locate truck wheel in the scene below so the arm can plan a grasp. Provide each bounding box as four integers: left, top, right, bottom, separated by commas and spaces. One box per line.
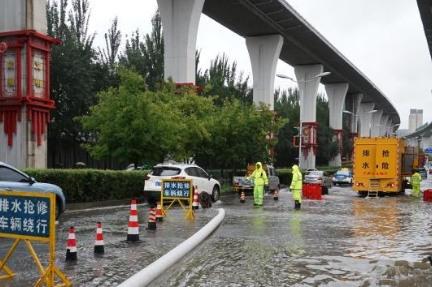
358, 191, 367, 198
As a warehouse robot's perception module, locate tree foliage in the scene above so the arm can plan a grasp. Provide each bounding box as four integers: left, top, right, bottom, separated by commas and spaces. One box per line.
197, 54, 252, 105
119, 12, 164, 91
81, 70, 282, 169
47, 0, 97, 143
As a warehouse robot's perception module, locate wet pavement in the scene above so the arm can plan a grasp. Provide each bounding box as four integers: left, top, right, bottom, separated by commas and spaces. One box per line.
2, 180, 432, 286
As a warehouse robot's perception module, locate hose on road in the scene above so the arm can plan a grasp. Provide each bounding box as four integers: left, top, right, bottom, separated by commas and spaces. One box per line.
118, 208, 225, 287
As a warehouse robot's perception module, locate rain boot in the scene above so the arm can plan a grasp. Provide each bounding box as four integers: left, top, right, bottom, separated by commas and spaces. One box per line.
294, 200, 301, 210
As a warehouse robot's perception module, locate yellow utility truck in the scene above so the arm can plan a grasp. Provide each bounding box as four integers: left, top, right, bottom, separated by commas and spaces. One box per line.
353, 137, 421, 196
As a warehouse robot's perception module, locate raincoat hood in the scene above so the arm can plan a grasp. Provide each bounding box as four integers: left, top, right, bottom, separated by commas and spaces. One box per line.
256, 162, 262, 169
292, 165, 300, 173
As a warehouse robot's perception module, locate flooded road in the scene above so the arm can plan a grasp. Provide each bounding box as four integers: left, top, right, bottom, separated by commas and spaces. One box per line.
2, 183, 432, 286
158, 186, 432, 287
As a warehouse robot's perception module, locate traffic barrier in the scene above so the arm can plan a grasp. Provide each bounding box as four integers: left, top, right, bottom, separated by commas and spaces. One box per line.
147, 207, 157, 230
309, 184, 322, 200
302, 184, 310, 199
127, 199, 140, 242
302, 184, 322, 200
240, 191, 245, 203
66, 226, 78, 261
192, 186, 200, 210
94, 222, 105, 254
423, 189, 432, 202
155, 203, 164, 222
273, 190, 279, 201
118, 208, 225, 287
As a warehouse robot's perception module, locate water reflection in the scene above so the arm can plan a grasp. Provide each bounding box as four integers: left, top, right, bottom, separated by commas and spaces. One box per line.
348, 198, 401, 259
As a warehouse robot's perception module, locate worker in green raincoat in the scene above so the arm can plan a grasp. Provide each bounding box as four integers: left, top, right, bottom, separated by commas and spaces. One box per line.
290, 164, 303, 209
411, 170, 422, 197
248, 162, 268, 206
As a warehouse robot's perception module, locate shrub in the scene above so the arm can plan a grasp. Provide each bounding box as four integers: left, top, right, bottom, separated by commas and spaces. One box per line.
24, 169, 146, 203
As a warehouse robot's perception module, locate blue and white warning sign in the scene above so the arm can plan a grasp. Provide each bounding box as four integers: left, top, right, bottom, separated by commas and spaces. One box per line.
0, 191, 54, 240
162, 180, 191, 199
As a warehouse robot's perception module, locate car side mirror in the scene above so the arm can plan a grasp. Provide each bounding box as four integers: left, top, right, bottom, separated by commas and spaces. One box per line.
208, 174, 212, 180
29, 177, 36, 185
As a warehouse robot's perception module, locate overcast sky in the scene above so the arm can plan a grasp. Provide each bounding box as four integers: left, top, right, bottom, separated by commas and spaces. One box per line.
88, 0, 432, 129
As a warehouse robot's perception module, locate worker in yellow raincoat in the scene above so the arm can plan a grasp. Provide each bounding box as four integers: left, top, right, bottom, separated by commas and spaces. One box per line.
290, 164, 303, 209
411, 170, 422, 197
248, 162, 268, 206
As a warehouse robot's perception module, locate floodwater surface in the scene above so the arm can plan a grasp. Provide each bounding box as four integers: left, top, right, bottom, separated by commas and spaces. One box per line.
2, 182, 432, 286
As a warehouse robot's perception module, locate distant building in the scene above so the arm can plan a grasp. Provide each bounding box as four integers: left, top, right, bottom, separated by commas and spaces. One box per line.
408, 109, 423, 132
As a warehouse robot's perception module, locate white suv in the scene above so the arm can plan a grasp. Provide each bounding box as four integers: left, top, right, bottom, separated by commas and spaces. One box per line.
144, 163, 221, 202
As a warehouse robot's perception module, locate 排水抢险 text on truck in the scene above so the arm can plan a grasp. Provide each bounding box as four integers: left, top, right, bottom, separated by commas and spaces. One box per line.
353, 137, 425, 197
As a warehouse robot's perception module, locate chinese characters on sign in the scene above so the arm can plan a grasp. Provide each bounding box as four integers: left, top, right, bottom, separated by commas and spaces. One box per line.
0, 195, 50, 238
362, 149, 370, 157
163, 181, 191, 198
32, 51, 45, 97
3, 53, 16, 96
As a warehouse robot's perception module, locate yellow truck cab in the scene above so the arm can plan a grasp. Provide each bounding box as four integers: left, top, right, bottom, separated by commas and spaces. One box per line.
353, 137, 418, 196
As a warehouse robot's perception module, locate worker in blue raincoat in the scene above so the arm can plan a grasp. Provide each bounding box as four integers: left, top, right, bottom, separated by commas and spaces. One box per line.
248, 162, 268, 206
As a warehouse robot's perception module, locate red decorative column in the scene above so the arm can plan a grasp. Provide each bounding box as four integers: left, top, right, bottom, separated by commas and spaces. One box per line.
0, 31, 60, 168
301, 122, 319, 162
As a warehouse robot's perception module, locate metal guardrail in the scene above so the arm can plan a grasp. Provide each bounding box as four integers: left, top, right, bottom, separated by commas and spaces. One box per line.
118, 208, 226, 287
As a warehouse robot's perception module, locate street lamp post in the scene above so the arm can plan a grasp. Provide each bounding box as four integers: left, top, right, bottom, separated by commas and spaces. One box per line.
277, 71, 331, 167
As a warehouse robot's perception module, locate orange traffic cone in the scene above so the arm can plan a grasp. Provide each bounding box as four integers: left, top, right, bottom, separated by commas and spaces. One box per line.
94, 222, 104, 254
155, 202, 164, 222
147, 207, 157, 230
127, 199, 139, 242
192, 185, 200, 210
66, 226, 77, 261
240, 191, 245, 203
273, 190, 279, 201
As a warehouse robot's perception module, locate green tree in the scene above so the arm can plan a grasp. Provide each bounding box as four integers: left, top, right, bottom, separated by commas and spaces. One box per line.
80, 70, 216, 166
81, 70, 174, 165
195, 100, 284, 170
47, 0, 98, 160
197, 54, 252, 105
274, 88, 300, 167
119, 11, 164, 91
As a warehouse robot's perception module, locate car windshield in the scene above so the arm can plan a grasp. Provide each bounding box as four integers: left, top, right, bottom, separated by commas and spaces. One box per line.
151, 166, 181, 176
336, 171, 350, 176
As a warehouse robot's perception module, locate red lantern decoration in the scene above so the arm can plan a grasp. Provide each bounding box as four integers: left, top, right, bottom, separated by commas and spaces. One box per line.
0, 30, 60, 147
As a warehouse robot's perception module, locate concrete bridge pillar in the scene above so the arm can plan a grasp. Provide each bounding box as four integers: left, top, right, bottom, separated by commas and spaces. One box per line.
380, 115, 389, 136
294, 64, 324, 170
0, 0, 56, 168
348, 93, 363, 136
325, 83, 349, 167
370, 110, 383, 137
157, 0, 205, 84
246, 35, 283, 110
358, 103, 375, 137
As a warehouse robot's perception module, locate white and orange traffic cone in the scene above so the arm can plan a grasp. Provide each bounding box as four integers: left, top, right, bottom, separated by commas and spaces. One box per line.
147, 207, 157, 230
155, 202, 164, 222
66, 226, 77, 261
127, 199, 139, 242
240, 191, 245, 203
94, 222, 105, 254
192, 185, 200, 210
273, 189, 279, 201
